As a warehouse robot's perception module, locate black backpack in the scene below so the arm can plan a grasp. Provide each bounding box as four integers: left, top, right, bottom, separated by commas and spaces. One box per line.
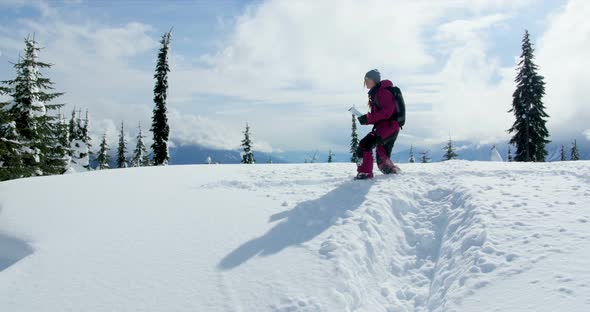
387, 86, 406, 128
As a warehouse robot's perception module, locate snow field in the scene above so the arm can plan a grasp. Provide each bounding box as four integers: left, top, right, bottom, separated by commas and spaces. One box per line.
0, 161, 589, 311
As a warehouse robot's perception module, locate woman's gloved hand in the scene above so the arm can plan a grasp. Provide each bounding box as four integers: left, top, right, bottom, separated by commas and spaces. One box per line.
358, 115, 368, 125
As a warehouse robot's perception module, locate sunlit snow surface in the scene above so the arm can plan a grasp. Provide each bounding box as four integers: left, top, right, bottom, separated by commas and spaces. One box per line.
1, 161, 589, 311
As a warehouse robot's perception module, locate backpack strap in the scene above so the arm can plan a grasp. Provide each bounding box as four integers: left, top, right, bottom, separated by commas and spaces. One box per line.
368, 83, 382, 110
386, 86, 405, 129
386, 86, 398, 119
372, 96, 381, 110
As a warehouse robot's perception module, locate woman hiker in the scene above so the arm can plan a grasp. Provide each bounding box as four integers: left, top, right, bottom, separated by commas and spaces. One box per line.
355, 69, 401, 180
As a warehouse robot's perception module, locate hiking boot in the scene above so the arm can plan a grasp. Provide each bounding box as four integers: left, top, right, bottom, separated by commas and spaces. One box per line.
354, 172, 374, 180
379, 163, 400, 174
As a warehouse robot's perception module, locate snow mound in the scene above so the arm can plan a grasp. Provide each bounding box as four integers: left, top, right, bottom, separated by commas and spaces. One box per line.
1, 161, 589, 311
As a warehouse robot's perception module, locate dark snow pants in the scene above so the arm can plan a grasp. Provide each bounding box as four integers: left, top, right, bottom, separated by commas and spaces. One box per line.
356, 131, 399, 174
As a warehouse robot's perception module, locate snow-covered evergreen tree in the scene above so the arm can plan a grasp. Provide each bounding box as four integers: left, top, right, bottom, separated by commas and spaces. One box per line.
571, 140, 580, 161
151, 30, 172, 166
68, 109, 78, 142
68, 109, 90, 170
116, 121, 128, 168
131, 122, 150, 167
241, 123, 255, 164
96, 133, 111, 170
81, 110, 92, 168
409, 145, 415, 163
508, 30, 550, 162
328, 150, 334, 163
350, 114, 359, 163
0, 99, 23, 180
560, 144, 567, 161
508, 146, 513, 162
442, 138, 459, 161
420, 150, 431, 163
44, 112, 70, 175
0, 36, 65, 177
56, 112, 71, 172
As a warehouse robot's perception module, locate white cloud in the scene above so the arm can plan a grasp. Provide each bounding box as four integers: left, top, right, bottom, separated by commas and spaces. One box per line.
2, 0, 586, 154
413, 12, 516, 143
92, 22, 156, 60
169, 109, 274, 152
536, 0, 590, 141
435, 14, 508, 46
188, 0, 455, 103
165, 0, 539, 148
90, 118, 119, 147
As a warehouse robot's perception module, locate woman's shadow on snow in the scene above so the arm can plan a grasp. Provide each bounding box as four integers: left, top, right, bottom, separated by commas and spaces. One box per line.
218, 180, 373, 270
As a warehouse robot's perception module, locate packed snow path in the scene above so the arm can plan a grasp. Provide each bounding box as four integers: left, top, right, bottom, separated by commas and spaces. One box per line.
0, 161, 589, 311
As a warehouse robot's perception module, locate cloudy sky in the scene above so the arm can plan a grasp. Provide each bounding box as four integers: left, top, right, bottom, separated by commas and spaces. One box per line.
1, 0, 589, 153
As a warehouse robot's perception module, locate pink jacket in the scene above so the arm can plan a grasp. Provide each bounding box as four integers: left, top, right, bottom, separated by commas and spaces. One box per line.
366, 79, 400, 139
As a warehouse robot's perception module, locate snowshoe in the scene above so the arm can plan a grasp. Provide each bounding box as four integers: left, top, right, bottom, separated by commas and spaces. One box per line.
354, 172, 374, 180
380, 164, 401, 175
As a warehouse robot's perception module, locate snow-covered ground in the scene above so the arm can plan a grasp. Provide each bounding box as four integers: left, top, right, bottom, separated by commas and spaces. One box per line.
1, 161, 589, 311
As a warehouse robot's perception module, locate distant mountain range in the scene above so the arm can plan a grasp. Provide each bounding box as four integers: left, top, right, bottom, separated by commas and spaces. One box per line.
168, 146, 351, 164
168, 145, 285, 165
391, 140, 590, 163
168, 139, 589, 165
92, 140, 589, 168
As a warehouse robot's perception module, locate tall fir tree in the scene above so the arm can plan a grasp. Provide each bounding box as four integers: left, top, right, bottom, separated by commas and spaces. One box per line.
508, 30, 550, 162
68, 108, 91, 170
0, 99, 24, 180
81, 109, 92, 168
56, 112, 71, 172
442, 137, 459, 161
131, 122, 150, 167
0, 65, 24, 180
44, 110, 69, 174
420, 150, 431, 163
96, 133, 111, 170
0, 36, 66, 178
350, 114, 359, 163
68, 109, 78, 144
560, 144, 567, 161
409, 145, 415, 163
241, 123, 255, 164
151, 30, 172, 166
571, 140, 580, 161
328, 150, 334, 163
117, 121, 128, 168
